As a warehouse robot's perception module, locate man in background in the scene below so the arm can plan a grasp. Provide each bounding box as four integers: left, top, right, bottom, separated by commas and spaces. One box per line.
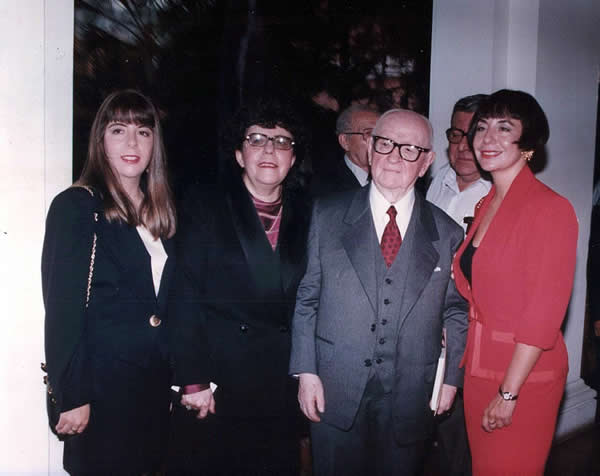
310, 104, 379, 197
427, 94, 490, 233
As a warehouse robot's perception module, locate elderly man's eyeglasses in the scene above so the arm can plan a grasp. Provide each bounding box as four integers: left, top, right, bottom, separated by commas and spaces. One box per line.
245, 133, 295, 150
372, 135, 430, 162
342, 128, 373, 141
445, 127, 468, 144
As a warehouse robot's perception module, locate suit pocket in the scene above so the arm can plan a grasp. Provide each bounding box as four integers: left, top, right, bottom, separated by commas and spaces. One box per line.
316, 335, 334, 367
469, 323, 556, 383
429, 263, 450, 283
423, 361, 437, 386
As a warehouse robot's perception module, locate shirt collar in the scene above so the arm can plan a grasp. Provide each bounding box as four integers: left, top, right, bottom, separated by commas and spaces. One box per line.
369, 182, 415, 240
441, 163, 490, 193
441, 164, 459, 191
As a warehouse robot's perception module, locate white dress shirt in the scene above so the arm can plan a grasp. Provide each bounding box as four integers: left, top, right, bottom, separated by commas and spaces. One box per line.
344, 155, 370, 187
369, 183, 415, 243
426, 163, 491, 233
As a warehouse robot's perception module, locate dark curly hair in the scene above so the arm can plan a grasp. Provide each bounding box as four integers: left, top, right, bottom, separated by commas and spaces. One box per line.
222, 96, 309, 193
467, 89, 549, 157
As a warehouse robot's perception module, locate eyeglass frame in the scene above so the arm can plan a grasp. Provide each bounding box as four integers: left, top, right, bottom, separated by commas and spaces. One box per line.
244, 132, 295, 150
341, 128, 374, 141
371, 135, 431, 162
445, 127, 468, 144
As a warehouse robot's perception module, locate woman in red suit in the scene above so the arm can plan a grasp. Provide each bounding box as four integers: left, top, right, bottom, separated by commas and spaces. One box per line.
453, 89, 578, 475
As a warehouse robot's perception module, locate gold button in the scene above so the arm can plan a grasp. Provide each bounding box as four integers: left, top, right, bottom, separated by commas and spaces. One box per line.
149, 315, 161, 327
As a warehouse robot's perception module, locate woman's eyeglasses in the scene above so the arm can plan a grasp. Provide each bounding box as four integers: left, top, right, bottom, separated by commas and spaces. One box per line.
245, 133, 295, 150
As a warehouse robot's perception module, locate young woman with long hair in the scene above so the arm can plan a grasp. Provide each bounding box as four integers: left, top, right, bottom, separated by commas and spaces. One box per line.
42, 89, 176, 475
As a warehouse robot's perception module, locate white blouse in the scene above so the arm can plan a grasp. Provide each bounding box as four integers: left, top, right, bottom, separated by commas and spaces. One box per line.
136, 225, 167, 297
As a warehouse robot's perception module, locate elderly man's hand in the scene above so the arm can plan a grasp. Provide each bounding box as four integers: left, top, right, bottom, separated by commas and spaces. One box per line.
298, 373, 325, 422
435, 384, 458, 415
181, 388, 215, 419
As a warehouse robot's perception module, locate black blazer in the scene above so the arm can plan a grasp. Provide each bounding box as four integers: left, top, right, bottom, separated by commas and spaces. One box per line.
42, 187, 175, 413
171, 175, 311, 417
309, 154, 362, 198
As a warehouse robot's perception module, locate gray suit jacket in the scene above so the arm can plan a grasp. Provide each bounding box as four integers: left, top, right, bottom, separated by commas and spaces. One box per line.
289, 185, 468, 444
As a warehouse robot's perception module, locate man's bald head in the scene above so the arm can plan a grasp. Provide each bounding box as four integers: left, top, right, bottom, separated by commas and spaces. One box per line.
372, 109, 433, 147
368, 109, 435, 202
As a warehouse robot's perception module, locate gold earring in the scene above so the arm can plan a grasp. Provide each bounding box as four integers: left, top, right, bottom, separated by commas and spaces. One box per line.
521, 150, 533, 162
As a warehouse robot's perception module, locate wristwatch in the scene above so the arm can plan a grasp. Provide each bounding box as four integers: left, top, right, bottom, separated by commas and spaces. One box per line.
498, 386, 518, 401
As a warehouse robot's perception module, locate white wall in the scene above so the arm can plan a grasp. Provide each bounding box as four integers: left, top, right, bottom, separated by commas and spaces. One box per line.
0, 1, 73, 474
430, 0, 600, 439
429, 0, 496, 175
429, 0, 541, 172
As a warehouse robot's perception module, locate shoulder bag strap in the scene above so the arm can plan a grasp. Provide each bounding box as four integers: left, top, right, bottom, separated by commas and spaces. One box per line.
74, 185, 99, 307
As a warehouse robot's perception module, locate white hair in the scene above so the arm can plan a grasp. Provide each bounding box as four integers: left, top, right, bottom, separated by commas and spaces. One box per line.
373, 108, 434, 146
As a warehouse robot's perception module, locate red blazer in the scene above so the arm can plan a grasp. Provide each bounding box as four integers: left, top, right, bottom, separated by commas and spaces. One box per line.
453, 166, 577, 384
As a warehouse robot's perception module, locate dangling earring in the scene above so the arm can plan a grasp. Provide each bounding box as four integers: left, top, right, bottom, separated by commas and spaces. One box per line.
521, 150, 534, 162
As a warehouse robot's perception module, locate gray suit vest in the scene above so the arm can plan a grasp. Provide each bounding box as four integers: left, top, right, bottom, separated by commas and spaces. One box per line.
371, 241, 409, 393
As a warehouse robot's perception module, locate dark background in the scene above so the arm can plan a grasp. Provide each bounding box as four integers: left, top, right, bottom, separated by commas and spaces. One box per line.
74, 0, 433, 193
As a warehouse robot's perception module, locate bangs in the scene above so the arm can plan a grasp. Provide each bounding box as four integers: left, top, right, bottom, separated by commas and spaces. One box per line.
477, 100, 523, 122
238, 97, 299, 141
104, 92, 156, 128
476, 89, 533, 123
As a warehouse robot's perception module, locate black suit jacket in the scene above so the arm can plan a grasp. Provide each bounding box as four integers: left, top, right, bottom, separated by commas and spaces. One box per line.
42, 187, 175, 413
171, 175, 311, 417
309, 155, 363, 198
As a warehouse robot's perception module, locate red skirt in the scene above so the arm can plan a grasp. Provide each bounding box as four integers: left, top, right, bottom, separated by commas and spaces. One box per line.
464, 371, 566, 475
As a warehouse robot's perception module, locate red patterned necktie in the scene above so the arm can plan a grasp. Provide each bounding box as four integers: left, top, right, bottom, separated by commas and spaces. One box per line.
381, 205, 402, 267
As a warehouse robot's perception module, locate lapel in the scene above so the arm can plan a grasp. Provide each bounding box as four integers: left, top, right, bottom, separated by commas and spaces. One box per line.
156, 237, 175, 312
226, 177, 282, 298
455, 166, 536, 300
453, 185, 493, 300
337, 158, 362, 189
278, 191, 311, 296
395, 193, 440, 328
98, 218, 156, 301
341, 187, 378, 313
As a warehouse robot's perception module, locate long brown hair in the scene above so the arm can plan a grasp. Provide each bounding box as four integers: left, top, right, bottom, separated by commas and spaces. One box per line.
76, 89, 176, 239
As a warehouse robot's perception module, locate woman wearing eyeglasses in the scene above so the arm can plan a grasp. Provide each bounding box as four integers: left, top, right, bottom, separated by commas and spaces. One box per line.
169, 97, 310, 475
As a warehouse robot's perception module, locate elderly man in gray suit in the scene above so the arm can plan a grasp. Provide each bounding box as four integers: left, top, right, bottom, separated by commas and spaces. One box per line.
290, 109, 468, 476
